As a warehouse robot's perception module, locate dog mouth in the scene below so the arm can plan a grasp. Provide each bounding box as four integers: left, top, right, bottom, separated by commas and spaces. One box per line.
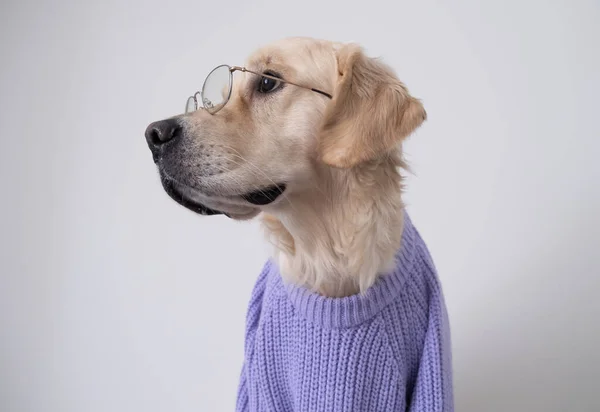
160, 175, 286, 217
242, 184, 287, 205
161, 177, 223, 216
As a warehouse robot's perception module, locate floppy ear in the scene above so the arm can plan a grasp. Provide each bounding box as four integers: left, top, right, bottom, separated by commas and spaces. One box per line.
317, 44, 427, 168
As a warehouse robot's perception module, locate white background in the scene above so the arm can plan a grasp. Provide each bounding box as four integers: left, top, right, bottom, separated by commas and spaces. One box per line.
1, 0, 599, 411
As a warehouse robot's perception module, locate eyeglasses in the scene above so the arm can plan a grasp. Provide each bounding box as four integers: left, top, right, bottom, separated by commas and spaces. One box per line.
185, 65, 333, 115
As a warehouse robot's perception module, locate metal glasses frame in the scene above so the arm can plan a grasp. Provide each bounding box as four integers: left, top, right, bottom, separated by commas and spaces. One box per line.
185, 65, 333, 114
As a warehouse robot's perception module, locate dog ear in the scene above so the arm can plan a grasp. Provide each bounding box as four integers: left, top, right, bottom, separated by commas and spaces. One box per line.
317, 44, 426, 168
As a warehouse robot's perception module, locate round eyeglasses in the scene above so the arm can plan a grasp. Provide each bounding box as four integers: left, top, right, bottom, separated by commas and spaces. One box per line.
185, 65, 332, 115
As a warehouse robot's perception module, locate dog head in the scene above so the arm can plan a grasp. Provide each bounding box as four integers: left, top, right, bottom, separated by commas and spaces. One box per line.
145, 37, 426, 219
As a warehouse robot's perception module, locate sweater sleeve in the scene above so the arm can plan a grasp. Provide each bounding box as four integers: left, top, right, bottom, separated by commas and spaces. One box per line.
407, 284, 454, 412
235, 261, 271, 412
235, 363, 249, 412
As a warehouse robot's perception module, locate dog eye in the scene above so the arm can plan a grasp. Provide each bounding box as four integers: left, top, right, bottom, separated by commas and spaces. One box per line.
258, 72, 282, 93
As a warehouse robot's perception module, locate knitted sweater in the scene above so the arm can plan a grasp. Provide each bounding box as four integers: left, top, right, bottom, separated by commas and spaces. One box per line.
235, 214, 453, 411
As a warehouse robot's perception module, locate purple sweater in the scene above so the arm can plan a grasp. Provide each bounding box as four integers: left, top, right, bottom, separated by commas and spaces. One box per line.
236, 214, 453, 411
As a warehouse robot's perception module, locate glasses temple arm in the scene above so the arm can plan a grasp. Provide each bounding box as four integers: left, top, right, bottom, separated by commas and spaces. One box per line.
231, 66, 332, 99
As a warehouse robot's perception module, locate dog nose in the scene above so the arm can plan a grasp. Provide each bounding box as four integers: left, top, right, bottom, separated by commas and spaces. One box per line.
145, 119, 183, 149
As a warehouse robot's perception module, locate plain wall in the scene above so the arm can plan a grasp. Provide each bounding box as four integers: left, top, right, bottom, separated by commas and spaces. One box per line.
1, 0, 599, 411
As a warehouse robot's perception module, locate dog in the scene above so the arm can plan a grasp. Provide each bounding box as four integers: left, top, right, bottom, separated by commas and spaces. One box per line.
145, 37, 453, 412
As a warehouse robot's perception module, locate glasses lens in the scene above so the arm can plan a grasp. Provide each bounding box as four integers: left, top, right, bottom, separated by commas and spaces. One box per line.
185, 95, 197, 114
202, 65, 232, 114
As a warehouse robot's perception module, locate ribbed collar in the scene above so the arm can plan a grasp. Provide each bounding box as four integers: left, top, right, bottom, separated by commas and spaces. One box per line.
268, 212, 419, 329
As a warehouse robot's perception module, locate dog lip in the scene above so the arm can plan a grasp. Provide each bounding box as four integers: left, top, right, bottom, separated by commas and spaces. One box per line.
161, 176, 224, 216
242, 184, 287, 206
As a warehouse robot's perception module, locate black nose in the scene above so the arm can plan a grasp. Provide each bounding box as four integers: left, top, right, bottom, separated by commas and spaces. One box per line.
145, 119, 183, 150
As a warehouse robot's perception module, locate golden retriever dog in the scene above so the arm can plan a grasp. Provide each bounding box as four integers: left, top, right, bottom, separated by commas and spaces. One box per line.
145, 37, 425, 297
144, 37, 452, 411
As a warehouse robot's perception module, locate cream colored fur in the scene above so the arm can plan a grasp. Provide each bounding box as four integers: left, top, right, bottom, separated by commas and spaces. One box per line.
263, 156, 407, 297
178, 37, 426, 297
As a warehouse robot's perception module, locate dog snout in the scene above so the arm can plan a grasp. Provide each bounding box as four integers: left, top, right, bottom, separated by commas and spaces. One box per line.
145, 119, 183, 154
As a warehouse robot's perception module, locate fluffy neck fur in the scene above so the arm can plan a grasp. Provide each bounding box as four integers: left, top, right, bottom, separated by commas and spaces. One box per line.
262, 153, 406, 298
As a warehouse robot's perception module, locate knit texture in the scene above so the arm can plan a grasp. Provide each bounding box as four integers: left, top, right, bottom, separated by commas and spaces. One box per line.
235, 214, 453, 411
